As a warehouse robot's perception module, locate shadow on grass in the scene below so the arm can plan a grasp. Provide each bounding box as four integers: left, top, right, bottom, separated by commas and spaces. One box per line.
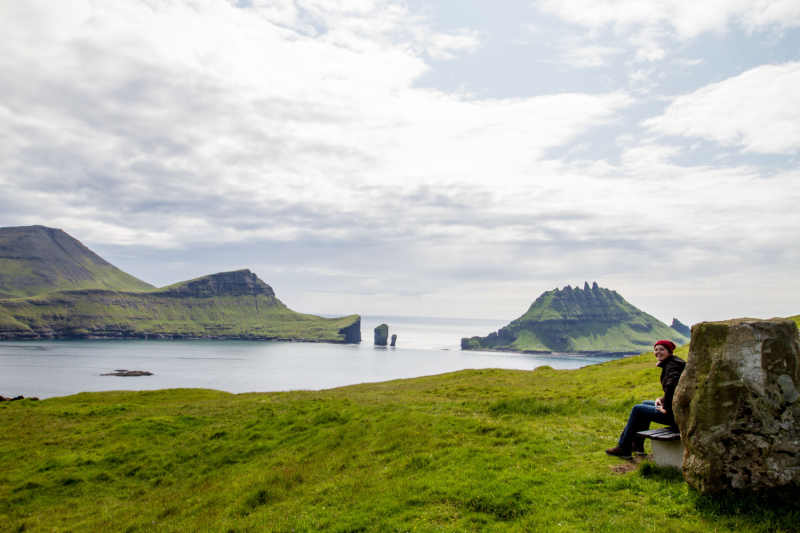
637, 460, 684, 482
692, 488, 800, 532
639, 460, 800, 532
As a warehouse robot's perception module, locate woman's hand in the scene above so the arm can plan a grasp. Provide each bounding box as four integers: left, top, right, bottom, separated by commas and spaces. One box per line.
655, 398, 667, 414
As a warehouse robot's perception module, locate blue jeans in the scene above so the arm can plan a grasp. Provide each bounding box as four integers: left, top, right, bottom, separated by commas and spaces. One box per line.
618, 400, 674, 449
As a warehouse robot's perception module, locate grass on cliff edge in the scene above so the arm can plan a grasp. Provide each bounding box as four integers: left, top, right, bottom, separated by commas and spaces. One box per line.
1, 346, 798, 533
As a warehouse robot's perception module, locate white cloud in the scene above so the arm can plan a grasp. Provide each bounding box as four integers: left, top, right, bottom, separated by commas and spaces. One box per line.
421, 28, 483, 60
643, 61, 800, 154
537, 0, 800, 62
537, 0, 800, 39
0, 0, 799, 323
0, 0, 629, 248
557, 44, 624, 68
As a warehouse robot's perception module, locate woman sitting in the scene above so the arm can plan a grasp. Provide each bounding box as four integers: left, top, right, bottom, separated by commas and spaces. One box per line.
605, 340, 686, 458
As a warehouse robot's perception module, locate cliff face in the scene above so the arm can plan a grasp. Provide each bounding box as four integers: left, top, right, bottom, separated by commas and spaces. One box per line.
461, 282, 688, 354
0, 225, 154, 298
159, 270, 276, 298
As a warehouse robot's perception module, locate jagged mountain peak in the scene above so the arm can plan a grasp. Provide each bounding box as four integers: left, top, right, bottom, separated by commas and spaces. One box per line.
463, 283, 688, 355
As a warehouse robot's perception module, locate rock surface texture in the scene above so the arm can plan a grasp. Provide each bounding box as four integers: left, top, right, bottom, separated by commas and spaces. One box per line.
673, 318, 800, 495
374, 324, 389, 346
391, 334, 397, 347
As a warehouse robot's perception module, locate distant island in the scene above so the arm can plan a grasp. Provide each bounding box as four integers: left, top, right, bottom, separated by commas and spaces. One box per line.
0, 225, 360, 343
461, 282, 688, 355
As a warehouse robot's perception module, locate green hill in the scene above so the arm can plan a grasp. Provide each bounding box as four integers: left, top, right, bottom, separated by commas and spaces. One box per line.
0, 269, 360, 342
462, 282, 688, 354
1, 345, 795, 532
0, 225, 154, 298
0, 226, 360, 343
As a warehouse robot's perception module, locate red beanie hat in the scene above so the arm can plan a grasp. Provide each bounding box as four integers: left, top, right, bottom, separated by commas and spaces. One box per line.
654, 340, 676, 354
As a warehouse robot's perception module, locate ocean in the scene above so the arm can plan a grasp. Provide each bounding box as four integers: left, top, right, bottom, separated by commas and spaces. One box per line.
0, 315, 623, 399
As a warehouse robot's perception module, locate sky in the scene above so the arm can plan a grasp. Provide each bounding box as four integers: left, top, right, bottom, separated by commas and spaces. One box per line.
1, 0, 799, 325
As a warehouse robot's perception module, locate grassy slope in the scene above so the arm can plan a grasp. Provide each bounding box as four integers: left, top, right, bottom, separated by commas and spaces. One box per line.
465, 286, 687, 353
0, 290, 358, 342
0, 227, 154, 299
2, 345, 796, 533
508, 319, 684, 352
0, 256, 155, 298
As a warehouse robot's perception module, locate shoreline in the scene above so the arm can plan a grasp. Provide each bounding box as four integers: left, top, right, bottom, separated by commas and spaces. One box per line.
462, 347, 640, 357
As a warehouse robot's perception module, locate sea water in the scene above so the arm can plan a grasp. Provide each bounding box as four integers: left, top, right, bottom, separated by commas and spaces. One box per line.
0, 315, 623, 399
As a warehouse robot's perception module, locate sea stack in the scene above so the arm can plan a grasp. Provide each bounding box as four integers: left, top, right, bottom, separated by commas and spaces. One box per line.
374, 324, 389, 346
674, 318, 800, 495
390, 334, 397, 347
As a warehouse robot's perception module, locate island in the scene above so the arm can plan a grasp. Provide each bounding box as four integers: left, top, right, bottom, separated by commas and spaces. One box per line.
461, 282, 688, 355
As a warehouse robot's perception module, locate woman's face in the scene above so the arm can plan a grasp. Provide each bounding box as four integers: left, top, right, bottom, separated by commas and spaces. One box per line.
654, 344, 671, 362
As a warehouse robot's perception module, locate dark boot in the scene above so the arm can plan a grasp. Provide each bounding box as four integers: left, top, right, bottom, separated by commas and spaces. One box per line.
605, 446, 632, 459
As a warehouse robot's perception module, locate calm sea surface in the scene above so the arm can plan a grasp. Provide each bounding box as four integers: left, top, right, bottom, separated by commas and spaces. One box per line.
0, 315, 622, 399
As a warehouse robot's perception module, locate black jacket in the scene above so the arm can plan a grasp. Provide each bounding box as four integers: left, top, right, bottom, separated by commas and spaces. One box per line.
658, 355, 686, 424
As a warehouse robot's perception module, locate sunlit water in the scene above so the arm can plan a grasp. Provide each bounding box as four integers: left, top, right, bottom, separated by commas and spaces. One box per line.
0, 315, 623, 399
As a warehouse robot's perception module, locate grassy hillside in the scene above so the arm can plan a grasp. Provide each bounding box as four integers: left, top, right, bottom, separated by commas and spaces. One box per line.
2, 345, 796, 533
0, 270, 360, 343
463, 283, 688, 354
0, 226, 154, 298
0, 227, 360, 343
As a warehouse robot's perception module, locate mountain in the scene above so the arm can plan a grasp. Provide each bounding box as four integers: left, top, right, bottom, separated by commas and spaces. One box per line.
0, 226, 360, 343
461, 282, 688, 355
670, 318, 691, 337
0, 225, 154, 298
0, 268, 361, 342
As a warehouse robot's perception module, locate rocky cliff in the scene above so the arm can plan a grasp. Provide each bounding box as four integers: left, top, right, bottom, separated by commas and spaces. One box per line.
461, 282, 688, 354
0, 225, 154, 298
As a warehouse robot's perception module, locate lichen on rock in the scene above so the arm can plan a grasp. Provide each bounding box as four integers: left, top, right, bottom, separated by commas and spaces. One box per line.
673, 318, 800, 495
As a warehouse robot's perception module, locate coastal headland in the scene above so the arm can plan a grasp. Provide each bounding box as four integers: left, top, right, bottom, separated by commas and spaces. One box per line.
0, 226, 360, 343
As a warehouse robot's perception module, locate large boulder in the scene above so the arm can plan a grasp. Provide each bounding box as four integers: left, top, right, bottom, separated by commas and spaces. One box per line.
673, 318, 800, 495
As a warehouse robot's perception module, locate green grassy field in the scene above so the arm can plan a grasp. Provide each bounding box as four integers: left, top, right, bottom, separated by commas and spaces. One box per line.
1, 345, 797, 533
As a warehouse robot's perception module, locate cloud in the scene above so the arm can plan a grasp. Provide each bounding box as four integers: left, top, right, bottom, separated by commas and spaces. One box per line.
642, 61, 800, 154
0, 0, 631, 247
537, 0, 800, 38
557, 44, 625, 68
536, 0, 800, 61
1, 0, 799, 324
421, 28, 483, 60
